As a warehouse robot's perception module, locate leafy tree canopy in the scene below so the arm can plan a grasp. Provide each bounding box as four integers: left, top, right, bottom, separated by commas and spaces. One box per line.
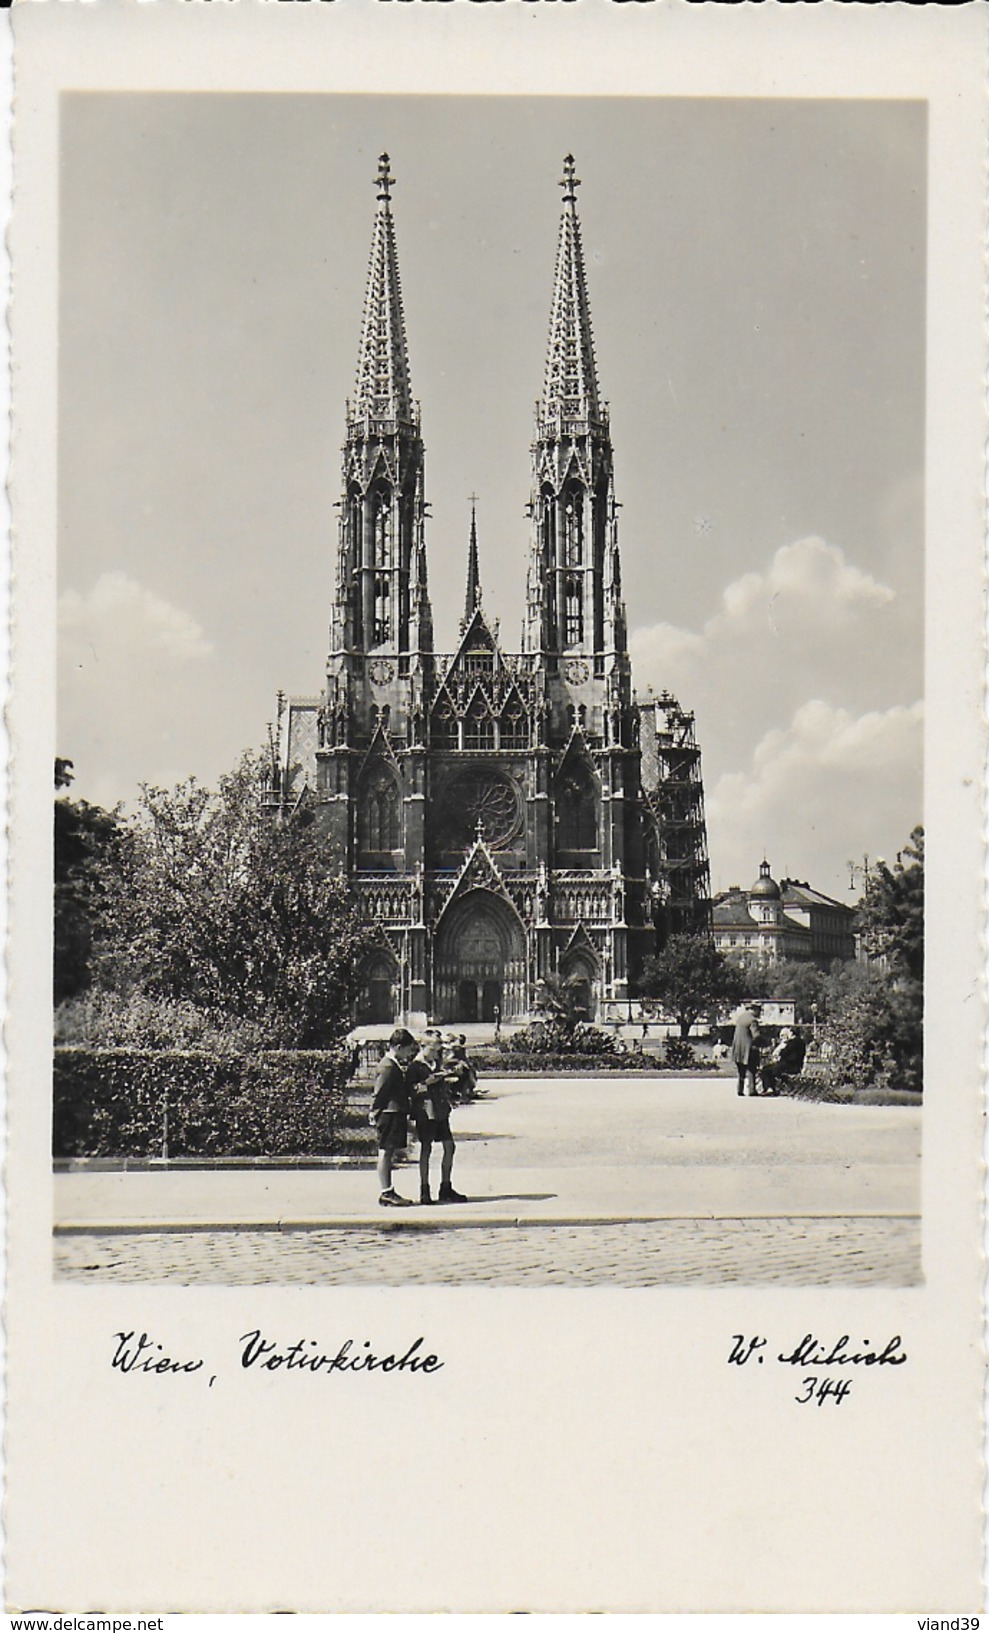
638, 934, 746, 1038
857, 826, 924, 984
744, 958, 827, 1023
54, 764, 124, 1006
86, 752, 376, 1049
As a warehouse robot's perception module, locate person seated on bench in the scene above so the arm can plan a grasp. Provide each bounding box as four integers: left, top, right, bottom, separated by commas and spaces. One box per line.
759, 1027, 806, 1096
444, 1033, 478, 1101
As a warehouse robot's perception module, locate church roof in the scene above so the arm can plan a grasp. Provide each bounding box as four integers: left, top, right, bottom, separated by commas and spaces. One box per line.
444, 602, 505, 681
351, 154, 414, 425
541, 155, 602, 425
781, 879, 853, 913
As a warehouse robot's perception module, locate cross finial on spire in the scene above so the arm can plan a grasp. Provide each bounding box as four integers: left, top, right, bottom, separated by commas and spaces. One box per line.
376, 153, 394, 203
560, 154, 580, 204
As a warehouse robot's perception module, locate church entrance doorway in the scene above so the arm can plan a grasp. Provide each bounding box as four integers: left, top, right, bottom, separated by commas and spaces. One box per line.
358, 956, 397, 1025
560, 953, 599, 1023
568, 978, 591, 1020
434, 891, 526, 1024
457, 980, 478, 1023
482, 979, 503, 1022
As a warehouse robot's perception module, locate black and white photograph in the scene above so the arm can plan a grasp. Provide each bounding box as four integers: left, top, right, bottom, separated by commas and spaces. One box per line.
53, 93, 927, 1286
7, 0, 986, 1614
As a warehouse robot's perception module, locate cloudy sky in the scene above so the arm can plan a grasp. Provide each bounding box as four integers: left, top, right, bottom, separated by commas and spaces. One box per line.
57, 93, 925, 899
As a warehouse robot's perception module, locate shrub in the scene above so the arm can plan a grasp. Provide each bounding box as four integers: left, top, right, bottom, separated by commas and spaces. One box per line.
53, 1047, 353, 1159
55, 991, 273, 1055
501, 1019, 619, 1060
485, 1050, 658, 1074
662, 1037, 696, 1070
818, 975, 922, 1096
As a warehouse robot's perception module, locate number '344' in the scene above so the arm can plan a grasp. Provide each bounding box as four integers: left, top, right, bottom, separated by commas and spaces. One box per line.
796, 1374, 852, 1406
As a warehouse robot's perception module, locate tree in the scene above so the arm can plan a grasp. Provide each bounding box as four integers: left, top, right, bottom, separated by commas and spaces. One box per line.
638, 934, 746, 1038
86, 752, 376, 1048
831, 825, 924, 1094
858, 827, 924, 982
818, 971, 923, 1096
746, 958, 827, 1024
54, 763, 124, 1006
532, 972, 590, 1037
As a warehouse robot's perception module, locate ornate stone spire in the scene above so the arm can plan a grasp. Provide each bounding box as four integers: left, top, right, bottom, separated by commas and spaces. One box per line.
332, 153, 431, 662
463, 494, 482, 626
525, 158, 625, 665
541, 155, 601, 426
351, 154, 414, 425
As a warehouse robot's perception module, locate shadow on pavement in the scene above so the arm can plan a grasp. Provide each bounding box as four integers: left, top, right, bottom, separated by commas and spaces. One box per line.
470, 1192, 558, 1203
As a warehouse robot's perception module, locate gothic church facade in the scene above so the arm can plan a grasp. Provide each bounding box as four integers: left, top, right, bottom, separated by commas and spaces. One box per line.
270, 155, 710, 1027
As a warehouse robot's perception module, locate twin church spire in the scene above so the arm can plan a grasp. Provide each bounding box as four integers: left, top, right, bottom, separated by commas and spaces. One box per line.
541, 154, 602, 428
333, 152, 626, 666
350, 154, 415, 428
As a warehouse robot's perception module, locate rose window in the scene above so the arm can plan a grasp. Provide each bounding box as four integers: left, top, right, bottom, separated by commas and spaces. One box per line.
437, 767, 523, 851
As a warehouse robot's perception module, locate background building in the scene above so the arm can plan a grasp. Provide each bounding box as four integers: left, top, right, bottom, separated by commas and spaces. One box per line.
269, 155, 710, 1025
713, 859, 856, 970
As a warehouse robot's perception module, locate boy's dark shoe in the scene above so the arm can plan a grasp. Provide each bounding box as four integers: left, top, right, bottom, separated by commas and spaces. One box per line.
420, 1185, 435, 1205
438, 1184, 468, 1203
379, 1189, 413, 1208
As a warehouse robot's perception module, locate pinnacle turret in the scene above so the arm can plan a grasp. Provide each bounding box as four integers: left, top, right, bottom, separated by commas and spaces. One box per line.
541, 155, 602, 426
351, 154, 415, 426
462, 495, 482, 628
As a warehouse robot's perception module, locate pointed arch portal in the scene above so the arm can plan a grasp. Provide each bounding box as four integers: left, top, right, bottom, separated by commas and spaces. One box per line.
433, 890, 527, 1023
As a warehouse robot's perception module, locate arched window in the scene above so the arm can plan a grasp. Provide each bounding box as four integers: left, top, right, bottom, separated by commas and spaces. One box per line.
557, 771, 598, 853
432, 698, 459, 749
541, 486, 556, 569
360, 776, 400, 854
464, 698, 495, 751
348, 485, 363, 561
373, 576, 390, 646
499, 699, 528, 749
564, 577, 583, 647
372, 490, 392, 569
564, 492, 583, 567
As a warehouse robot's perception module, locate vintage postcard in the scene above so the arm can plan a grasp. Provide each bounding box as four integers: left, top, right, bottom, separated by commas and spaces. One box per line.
6, 0, 987, 1614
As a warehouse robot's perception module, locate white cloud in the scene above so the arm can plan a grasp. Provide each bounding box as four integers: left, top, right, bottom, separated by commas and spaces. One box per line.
58, 573, 215, 805
632, 536, 895, 688
712, 537, 893, 633
59, 571, 214, 664
707, 699, 924, 896
628, 540, 920, 893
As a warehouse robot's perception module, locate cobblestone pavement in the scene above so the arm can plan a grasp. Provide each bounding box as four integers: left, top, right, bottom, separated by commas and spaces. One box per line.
55, 1216, 921, 1286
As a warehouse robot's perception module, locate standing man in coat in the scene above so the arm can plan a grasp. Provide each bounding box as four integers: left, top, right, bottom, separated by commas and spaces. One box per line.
731, 1005, 761, 1098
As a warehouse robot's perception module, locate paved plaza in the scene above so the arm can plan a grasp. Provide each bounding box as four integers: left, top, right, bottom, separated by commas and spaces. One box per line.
55, 1217, 920, 1286
54, 1072, 921, 1287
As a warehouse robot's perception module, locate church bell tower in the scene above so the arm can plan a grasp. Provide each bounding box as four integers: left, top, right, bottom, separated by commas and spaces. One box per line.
330, 153, 432, 679
524, 155, 628, 681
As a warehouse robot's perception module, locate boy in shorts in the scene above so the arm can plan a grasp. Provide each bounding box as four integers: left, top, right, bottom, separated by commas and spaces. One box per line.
371, 1027, 419, 1207
406, 1030, 467, 1205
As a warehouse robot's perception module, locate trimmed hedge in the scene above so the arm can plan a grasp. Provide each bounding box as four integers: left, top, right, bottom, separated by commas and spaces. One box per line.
468, 1046, 662, 1074
53, 1047, 354, 1159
